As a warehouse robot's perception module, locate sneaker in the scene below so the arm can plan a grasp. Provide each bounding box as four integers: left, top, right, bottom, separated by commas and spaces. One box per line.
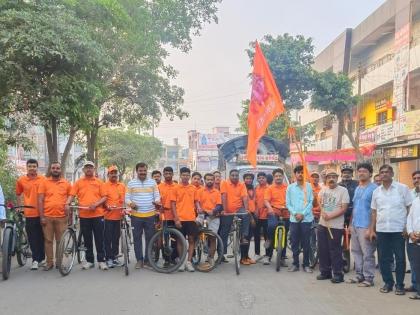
113, 259, 123, 267
280, 259, 288, 267
254, 255, 262, 262
405, 286, 417, 293
409, 293, 420, 300
143, 262, 153, 270
106, 259, 114, 269
221, 256, 229, 263
303, 266, 313, 273
185, 261, 195, 272
288, 265, 299, 272
82, 262, 94, 270
99, 262, 108, 270
317, 274, 332, 280
135, 261, 143, 269
178, 262, 185, 272
38, 260, 47, 267
331, 275, 344, 284
395, 286, 406, 295
30, 261, 39, 270
262, 256, 270, 265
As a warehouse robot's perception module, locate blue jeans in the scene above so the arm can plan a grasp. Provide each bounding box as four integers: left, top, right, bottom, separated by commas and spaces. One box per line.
290, 221, 311, 267
131, 216, 155, 263
218, 208, 250, 255
377, 232, 406, 289
267, 214, 289, 259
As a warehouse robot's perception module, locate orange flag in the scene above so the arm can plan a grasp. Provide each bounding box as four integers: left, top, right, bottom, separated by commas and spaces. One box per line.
247, 41, 285, 167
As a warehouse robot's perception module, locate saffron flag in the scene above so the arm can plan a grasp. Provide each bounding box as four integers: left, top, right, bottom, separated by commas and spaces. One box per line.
247, 41, 285, 167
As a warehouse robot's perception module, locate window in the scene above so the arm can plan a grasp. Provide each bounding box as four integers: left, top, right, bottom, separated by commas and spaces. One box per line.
359, 118, 366, 131
377, 111, 387, 125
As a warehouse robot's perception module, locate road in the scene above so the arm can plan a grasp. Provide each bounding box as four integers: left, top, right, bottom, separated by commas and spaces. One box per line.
1, 249, 418, 315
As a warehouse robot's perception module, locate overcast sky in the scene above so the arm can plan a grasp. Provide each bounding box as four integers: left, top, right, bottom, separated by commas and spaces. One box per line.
155, 0, 386, 146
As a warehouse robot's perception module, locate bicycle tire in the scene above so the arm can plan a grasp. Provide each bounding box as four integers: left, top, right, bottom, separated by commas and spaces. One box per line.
77, 232, 86, 264
233, 228, 240, 275
275, 228, 283, 272
16, 229, 29, 266
193, 230, 224, 272
343, 249, 351, 273
58, 229, 77, 276
309, 227, 318, 268
147, 227, 187, 273
2, 227, 13, 280
121, 229, 129, 276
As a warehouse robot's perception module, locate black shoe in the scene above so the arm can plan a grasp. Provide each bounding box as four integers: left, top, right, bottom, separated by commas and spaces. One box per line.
331, 275, 344, 284
380, 285, 393, 293
221, 256, 229, 263
405, 286, 417, 293
395, 287, 406, 296
317, 274, 332, 280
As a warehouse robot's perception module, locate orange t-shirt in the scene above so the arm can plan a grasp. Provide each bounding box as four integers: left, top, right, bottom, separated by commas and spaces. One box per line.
103, 181, 126, 220
247, 188, 256, 213
311, 184, 322, 218
256, 184, 268, 219
16, 175, 46, 217
264, 183, 289, 218
220, 180, 247, 213
70, 177, 106, 218
158, 181, 177, 220
197, 187, 222, 214
170, 184, 198, 221
38, 177, 71, 218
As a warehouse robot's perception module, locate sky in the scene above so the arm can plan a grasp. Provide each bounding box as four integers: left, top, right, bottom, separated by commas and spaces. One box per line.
155, 0, 386, 146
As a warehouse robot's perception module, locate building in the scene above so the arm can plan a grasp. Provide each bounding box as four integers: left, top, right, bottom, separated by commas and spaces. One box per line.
158, 138, 188, 178
294, 0, 420, 185
187, 127, 242, 173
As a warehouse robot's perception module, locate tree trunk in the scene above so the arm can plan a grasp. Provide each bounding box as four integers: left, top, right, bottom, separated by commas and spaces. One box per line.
336, 115, 344, 150
343, 108, 362, 162
85, 118, 99, 164
60, 126, 77, 177
44, 118, 59, 176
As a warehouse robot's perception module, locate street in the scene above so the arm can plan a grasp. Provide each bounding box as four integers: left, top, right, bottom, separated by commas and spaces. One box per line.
1, 249, 418, 315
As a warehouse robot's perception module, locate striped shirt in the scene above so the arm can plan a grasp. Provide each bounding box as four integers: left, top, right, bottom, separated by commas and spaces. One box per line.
125, 178, 160, 218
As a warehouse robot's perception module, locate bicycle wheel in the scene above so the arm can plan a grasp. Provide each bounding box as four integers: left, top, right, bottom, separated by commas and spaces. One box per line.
16, 229, 30, 266
343, 249, 351, 273
2, 227, 13, 280
77, 232, 86, 264
309, 227, 318, 268
193, 230, 224, 272
275, 227, 283, 272
232, 229, 240, 275
58, 229, 77, 276
147, 227, 187, 273
121, 229, 129, 276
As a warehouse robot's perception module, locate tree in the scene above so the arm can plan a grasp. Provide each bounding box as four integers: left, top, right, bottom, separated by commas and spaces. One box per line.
311, 71, 360, 155
98, 129, 163, 180
0, 145, 18, 203
237, 34, 315, 140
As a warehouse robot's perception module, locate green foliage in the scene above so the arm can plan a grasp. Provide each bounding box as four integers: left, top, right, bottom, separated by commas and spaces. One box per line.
238, 34, 315, 140
98, 128, 163, 179
0, 145, 18, 203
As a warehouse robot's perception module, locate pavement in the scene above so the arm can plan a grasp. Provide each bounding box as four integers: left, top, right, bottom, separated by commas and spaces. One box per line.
1, 249, 419, 315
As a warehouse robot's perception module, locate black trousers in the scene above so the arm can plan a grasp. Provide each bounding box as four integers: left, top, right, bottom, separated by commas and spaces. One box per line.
104, 220, 120, 261
25, 217, 45, 263
317, 225, 343, 277
290, 221, 311, 268
80, 217, 105, 263
254, 219, 268, 256
409, 243, 420, 292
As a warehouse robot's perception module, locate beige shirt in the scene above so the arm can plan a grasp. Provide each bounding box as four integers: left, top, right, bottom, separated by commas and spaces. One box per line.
319, 186, 350, 229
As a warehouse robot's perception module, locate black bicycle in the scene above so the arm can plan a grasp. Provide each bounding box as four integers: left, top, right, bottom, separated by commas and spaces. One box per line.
119, 208, 132, 276
1, 204, 32, 280
192, 214, 224, 272
147, 214, 188, 273
57, 206, 86, 276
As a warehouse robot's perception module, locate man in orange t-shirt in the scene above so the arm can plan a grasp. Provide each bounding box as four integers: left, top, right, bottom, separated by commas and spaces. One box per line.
255, 172, 269, 261
16, 158, 46, 270
158, 166, 177, 224
195, 173, 222, 266
213, 170, 222, 191
264, 168, 289, 266
103, 165, 126, 268
242, 173, 257, 265
311, 172, 322, 221
170, 167, 199, 272
67, 161, 107, 270
38, 162, 71, 270
191, 171, 203, 192
219, 169, 250, 263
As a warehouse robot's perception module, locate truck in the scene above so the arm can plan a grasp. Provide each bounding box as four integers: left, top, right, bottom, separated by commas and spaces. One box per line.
217, 135, 290, 183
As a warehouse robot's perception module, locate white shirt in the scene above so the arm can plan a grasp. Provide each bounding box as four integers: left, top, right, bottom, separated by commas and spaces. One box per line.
407, 196, 420, 244
371, 181, 412, 233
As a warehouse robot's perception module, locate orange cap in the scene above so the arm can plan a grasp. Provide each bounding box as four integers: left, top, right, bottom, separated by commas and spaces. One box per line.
107, 165, 118, 173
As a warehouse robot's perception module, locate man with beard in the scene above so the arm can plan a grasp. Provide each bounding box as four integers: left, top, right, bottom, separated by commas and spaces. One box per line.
255, 172, 269, 262
195, 173, 223, 266
152, 170, 162, 185
339, 165, 358, 226
317, 169, 349, 284
38, 162, 71, 270
103, 166, 126, 268
241, 173, 256, 265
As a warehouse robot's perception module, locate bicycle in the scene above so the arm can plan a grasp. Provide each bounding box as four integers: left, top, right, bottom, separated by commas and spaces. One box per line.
147, 214, 188, 273
308, 219, 319, 269
57, 206, 86, 276
1, 204, 32, 280
342, 222, 351, 273
192, 213, 224, 272
111, 207, 132, 276
273, 216, 287, 272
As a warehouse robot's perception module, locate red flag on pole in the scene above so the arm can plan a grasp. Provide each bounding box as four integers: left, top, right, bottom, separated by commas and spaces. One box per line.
247, 41, 285, 168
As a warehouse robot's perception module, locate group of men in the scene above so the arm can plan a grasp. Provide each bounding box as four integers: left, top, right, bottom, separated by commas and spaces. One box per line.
0, 158, 420, 300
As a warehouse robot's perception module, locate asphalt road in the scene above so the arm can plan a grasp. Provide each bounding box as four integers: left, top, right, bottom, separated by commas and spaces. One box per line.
1, 246, 419, 315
